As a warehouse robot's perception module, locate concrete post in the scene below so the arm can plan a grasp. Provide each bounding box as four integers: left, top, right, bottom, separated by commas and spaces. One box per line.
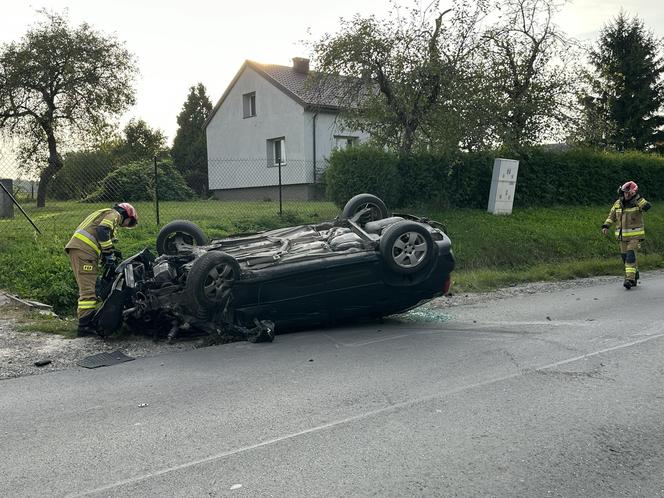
0, 179, 14, 219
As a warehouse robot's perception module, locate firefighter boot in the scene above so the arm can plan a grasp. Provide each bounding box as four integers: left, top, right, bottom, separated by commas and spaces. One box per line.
77, 314, 98, 337
623, 279, 636, 290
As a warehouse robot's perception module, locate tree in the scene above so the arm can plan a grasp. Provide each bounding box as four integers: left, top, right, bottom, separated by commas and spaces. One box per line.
583, 12, 664, 151
310, 0, 487, 154
480, 0, 578, 152
116, 118, 168, 161
171, 83, 213, 196
0, 10, 137, 207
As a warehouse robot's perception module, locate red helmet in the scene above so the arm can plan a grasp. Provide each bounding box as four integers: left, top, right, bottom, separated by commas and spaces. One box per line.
115, 202, 138, 227
620, 181, 638, 195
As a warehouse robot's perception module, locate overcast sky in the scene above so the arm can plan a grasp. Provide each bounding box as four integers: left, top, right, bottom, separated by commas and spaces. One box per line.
1, 0, 663, 144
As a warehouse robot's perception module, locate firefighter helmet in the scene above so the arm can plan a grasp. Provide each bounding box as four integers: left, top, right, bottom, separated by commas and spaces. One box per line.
620, 181, 638, 195
114, 202, 138, 227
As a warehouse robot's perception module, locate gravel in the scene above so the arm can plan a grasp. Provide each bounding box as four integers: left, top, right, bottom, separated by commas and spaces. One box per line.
2, 270, 661, 381
0, 293, 200, 380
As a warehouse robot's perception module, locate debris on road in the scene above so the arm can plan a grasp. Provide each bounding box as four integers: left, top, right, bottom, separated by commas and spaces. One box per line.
4, 293, 53, 312
76, 350, 135, 369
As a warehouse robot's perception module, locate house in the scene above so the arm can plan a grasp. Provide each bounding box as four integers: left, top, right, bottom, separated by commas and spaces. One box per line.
204, 57, 368, 200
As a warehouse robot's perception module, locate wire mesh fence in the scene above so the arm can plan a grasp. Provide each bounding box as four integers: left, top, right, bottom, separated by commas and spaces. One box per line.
0, 154, 340, 240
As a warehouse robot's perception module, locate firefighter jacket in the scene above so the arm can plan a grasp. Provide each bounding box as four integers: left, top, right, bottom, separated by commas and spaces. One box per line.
602, 195, 651, 241
65, 208, 123, 257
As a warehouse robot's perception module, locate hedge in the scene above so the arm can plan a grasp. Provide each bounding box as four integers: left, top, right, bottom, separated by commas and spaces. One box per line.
325, 146, 664, 209
324, 147, 401, 208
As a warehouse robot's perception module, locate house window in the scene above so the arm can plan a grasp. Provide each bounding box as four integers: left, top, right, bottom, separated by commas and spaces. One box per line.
334, 135, 359, 149
243, 92, 256, 118
267, 137, 286, 166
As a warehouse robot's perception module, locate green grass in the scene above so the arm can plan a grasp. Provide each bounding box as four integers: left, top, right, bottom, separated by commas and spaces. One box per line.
2, 199, 663, 316
0, 305, 78, 338
17, 313, 78, 338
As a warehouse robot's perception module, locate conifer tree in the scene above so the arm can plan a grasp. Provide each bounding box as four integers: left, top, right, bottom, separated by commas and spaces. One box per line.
585, 12, 664, 150
171, 83, 213, 196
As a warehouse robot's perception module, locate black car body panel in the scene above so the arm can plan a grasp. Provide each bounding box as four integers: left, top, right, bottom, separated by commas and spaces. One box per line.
231, 242, 453, 328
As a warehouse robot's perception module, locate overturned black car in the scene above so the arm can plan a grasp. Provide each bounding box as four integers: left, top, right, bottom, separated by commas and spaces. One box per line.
95, 194, 455, 341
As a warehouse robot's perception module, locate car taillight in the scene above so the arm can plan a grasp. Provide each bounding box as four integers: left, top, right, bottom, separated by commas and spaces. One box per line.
442, 276, 452, 295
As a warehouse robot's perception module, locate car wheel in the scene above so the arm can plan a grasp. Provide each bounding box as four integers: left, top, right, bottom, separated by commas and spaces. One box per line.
156, 220, 208, 255
341, 194, 389, 224
185, 252, 240, 318
379, 221, 434, 275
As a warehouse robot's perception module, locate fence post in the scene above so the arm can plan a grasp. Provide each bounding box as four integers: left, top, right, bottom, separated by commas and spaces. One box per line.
278, 159, 283, 216
153, 156, 160, 226
0, 179, 14, 219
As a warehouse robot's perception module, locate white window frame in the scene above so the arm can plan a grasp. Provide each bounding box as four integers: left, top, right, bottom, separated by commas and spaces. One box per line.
243, 92, 256, 118
334, 135, 359, 150
267, 137, 286, 167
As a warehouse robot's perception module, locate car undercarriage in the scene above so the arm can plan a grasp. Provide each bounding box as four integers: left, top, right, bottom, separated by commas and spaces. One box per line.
93, 194, 455, 342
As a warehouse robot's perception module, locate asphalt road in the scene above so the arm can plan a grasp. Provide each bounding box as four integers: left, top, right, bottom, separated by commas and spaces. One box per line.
1, 273, 663, 497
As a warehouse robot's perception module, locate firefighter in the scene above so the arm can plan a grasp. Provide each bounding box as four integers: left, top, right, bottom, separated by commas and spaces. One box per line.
602, 181, 651, 289
64, 203, 138, 336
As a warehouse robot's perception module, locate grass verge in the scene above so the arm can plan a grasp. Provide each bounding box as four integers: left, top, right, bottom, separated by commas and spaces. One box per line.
452, 254, 664, 293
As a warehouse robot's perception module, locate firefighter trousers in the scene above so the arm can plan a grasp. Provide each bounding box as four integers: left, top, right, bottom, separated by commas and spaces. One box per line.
619, 238, 641, 281
67, 248, 99, 320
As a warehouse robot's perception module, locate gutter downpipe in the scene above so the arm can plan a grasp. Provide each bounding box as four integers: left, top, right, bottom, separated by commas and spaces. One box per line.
312, 111, 319, 184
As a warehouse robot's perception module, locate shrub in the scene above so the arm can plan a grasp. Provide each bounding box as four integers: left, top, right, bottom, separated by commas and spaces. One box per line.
84, 160, 194, 203
49, 150, 117, 200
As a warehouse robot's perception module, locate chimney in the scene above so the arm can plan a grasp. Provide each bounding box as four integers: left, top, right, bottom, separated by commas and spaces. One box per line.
292, 57, 310, 74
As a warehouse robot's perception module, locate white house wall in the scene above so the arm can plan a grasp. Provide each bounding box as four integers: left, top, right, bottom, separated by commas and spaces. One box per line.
304, 112, 370, 170
206, 66, 308, 190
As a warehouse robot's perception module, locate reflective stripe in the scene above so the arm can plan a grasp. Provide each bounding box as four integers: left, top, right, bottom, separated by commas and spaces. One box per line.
74, 230, 101, 255
622, 207, 639, 213
615, 228, 645, 238
100, 219, 115, 228
77, 209, 108, 231
77, 300, 98, 310
99, 239, 113, 249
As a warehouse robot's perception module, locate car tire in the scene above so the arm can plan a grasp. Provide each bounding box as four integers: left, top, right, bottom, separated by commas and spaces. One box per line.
156, 220, 209, 255
379, 221, 434, 275
185, 251, 240, 318
341, 194, 389, 224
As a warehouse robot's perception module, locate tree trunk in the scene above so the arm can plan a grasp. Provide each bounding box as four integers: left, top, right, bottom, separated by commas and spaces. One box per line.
400, 124, 416, 154
36, 129, 63, 208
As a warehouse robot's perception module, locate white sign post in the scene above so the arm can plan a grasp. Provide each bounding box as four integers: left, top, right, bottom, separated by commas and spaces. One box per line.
487, 158, 519, 215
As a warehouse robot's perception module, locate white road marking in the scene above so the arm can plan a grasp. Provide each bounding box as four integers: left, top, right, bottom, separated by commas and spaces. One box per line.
68, 332, 664, 497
